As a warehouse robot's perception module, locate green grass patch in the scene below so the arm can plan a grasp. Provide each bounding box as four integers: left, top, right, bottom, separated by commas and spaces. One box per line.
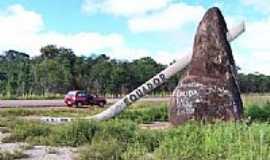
0, 107, 103, 118
245, 102, 270, 121
117, 103, 168, 123
0, 149, 28, 160
154, 122, 270, 160
1, 98, 270, 159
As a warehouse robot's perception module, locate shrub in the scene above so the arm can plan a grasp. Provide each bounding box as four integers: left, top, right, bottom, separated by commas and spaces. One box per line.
135, 129, 165, 152
79, 134, 123, 160
52, 120, 100, 147
0, 149, 28, 160
3, 120, 51, 144
117, 104, 168, 123
245, 102, 270, 121
100, 119, 137, 144
121, 142, 149, 160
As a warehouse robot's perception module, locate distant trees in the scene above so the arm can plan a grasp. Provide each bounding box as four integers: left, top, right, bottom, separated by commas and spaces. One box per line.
0, 73, 6, 80
0, 45, 175, 97
0, 45, 269, 98
238, 73, 270, 93
0, 50, 30, 96
36, 45, 77, 94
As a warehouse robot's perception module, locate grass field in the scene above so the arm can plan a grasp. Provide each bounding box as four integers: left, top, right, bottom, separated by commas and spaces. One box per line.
242, 94, 270, 106
0, 95, 270, 159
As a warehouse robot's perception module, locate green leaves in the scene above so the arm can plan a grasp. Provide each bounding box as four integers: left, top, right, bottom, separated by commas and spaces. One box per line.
1, 44, 270, 98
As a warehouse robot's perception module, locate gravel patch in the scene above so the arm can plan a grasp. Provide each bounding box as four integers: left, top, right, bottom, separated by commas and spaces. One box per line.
139, 121, 172, 130
21, 146, 78, 160
0, 142, 26, 152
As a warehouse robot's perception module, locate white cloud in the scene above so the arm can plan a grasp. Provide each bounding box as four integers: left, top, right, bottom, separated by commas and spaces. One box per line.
82, 1, 206, 33
0, 4, 181, 65
81, 0, 102, 14
39, 32, 125, 56
239, 18, 270, 51
128, 3, 205, 33
152, 49, 190, 64
82, 0, 172, 17
0, 4, 126, 58
232, 17, 270, 75
241, 0, 270, 14
0, 4, 44, 55
0, 4, 43, 33
1, 4, 269, 75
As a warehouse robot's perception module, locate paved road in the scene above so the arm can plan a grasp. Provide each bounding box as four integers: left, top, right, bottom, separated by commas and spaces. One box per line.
0, 97, 169, 108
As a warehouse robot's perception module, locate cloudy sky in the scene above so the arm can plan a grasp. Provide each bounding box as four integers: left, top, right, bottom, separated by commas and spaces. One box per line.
0, 0, 269, 74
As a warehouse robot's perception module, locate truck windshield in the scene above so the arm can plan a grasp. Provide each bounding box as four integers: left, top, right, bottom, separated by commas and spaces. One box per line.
77, 92, 86, 96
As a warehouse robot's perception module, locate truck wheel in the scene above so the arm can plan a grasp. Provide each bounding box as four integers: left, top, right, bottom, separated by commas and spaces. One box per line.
98, 102, 105, 107
67, 101, 73, 107
76, 102, 82, 108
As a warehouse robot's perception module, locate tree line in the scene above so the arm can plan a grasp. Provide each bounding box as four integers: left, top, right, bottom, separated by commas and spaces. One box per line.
238, 73, 270, 93
0, 45, 180, 97
0, 45, 269, 98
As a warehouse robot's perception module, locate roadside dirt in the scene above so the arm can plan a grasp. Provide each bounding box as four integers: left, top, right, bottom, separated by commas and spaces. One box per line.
0, 127, 78, 160
0, 97, 169, 108
139, 122, 172, 130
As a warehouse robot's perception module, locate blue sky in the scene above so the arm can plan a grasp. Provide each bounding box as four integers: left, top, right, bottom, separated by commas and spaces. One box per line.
0, 0, 269, 74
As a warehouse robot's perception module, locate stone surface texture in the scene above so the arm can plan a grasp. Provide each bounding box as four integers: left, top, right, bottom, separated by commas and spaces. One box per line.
169, 7, 243, 125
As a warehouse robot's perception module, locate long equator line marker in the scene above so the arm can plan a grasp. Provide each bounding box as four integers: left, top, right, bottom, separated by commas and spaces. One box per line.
41, 22, 245, 123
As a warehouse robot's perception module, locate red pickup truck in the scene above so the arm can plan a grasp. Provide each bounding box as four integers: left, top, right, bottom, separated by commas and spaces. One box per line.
64, 90, 106, 107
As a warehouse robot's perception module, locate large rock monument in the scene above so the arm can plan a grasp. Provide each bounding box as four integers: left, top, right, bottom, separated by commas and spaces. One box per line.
169, 7, 243, 125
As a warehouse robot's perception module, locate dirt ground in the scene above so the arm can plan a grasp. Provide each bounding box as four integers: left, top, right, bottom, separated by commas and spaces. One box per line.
0, 127, 78, 160
0, 97, 169, 108
139, 122, 172, 130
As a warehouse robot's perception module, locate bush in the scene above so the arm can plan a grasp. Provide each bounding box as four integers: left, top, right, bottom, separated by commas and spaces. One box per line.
4, 105, 270, 159
135, 130, 164, 152
245, 102, 270, 121
79, 134, 123, 160
121, 142, 150, 160
117, 104, 168, 123
51, 120, 100, 147
3, 120, 51, 144
100, 119, 137, 144
0, 150, 28, 160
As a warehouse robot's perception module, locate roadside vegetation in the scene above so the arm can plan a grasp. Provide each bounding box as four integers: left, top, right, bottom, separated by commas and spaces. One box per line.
0, 96, 270, 159
0, 46, 179, 100
0, 149, 28, 160
1, 45, 270, 100
0, 107, 103, 118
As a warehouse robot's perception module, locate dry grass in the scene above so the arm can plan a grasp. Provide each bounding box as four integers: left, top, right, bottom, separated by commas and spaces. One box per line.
242, 94, 270, 107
